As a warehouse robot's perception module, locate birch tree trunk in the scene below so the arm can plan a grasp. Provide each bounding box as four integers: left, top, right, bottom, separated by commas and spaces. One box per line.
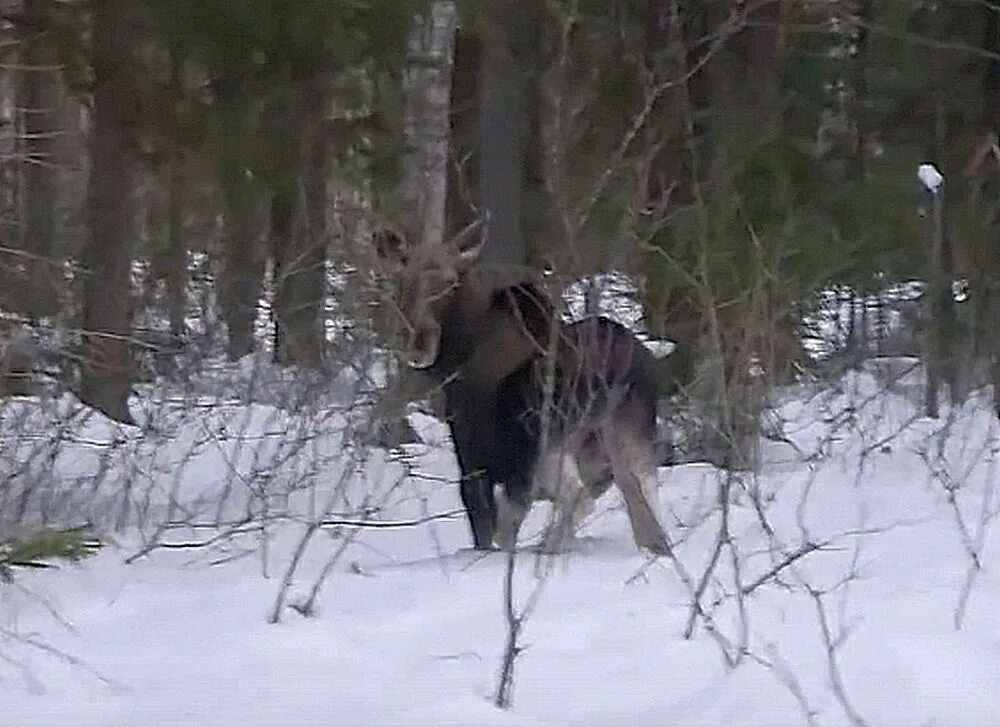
374, 1, 457, 446
400, 1, 456, 248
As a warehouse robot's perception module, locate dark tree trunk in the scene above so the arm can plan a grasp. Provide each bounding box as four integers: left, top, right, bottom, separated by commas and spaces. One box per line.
210, 70, 265, 362
270, 180, 293, 363
295, 113, 328, 366
521, 5, 562, 268
924, 187, 952, 418
744, 0, 782, 122
477, 0, 536, 267
981, 1, 1000, 418
986, 3, 1000, 130
166, 154, 185, 340
78, 0, 135, 425
709, 0, 784, 121
927, 5, 958, 410
846, 0, 872, 179
219, 175, 264, 361
642, 0, 689, 213
19, 0, 60, 320
446, 25, 480, 239
165, 48, 186, 342
271, 93, 327, 369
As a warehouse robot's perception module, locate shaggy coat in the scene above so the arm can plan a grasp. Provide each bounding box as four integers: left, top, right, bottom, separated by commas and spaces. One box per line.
378, 233, 668, 553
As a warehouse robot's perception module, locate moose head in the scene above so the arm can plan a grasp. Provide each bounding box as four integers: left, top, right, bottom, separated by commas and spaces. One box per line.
375, 225, 484, 370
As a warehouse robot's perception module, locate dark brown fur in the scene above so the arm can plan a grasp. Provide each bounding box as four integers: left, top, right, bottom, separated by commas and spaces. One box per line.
377, 232, 668, 553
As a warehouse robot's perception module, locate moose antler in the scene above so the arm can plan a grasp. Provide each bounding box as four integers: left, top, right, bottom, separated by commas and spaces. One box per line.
448, 215, 485, 250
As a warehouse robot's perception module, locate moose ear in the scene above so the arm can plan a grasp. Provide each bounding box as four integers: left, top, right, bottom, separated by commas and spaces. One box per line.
374, 227, 410, 276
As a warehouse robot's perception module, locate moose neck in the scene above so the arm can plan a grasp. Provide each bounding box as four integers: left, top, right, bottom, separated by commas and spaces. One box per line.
423, 268, 497, 382
418, 266, 556, 388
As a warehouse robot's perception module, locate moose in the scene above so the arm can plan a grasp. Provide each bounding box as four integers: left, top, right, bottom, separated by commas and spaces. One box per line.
377, 229, 669, 555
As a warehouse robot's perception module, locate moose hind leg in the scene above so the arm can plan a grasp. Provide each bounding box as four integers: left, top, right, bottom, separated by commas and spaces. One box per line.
606, 426, 668, 555
533, 447, 591, 554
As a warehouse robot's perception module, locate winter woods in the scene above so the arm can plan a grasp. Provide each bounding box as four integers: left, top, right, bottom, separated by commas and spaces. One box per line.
2, 2, 1000, 726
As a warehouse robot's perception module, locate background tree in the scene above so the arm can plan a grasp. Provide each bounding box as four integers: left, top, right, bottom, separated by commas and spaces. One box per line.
475, 0, 539, 269
16, 0, 61, 321
78, 0, 137, 424
0, 0, 998, 451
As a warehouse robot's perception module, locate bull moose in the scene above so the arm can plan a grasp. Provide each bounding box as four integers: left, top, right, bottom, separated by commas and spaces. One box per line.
377, 230, 669, 555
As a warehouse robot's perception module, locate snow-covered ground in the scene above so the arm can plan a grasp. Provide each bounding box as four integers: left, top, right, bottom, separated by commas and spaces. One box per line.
2, 359, 999, 727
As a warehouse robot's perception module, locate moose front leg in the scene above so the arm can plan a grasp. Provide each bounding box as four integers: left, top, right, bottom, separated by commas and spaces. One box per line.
447, 385, 504, 550
459, 471, 498, 550
495, 476, 533, 552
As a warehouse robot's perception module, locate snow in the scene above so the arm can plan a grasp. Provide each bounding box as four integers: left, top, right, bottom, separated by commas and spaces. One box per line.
3, 361, 1000, 726
798, 280, 977, 361
918, 163, 944, 193
562, 272, 676, 359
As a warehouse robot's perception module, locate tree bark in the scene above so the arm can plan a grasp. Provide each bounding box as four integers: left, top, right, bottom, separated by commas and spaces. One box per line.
980, 1, 1000, 418
212, 71, 266, 363
78, 0, 135, 424
165, 47, 186, 343
374, 1, 458, 446
642, 0, 689, 213
985, 2, 1000, 130
296, 109, 329, 365
702, 0, 783, 125
219, 174, 264, 361
271, 101, 326, 370
446, 22, 479, 239
18, 0, 60, 320
926, 5, 958, 411
744, 0, 782, 123
522, 2, 562, 268
924, 185, 950, 418
401, 0, 457, 246
846, 0, 871, 179
165, 154, 185, 340
270, 179, 294, 363
477, 0, 535, 268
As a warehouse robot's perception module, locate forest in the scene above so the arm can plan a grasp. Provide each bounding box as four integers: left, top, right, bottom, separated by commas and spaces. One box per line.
2, 2, 1000, 725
